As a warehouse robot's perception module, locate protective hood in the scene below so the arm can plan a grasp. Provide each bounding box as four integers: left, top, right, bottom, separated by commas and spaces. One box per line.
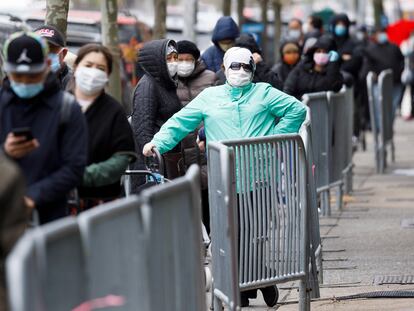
138, 39, 178, 89
305, 34, 337, 57
279, 39, 301, 57
211, 16, 240, 45
330, 13, 351, 38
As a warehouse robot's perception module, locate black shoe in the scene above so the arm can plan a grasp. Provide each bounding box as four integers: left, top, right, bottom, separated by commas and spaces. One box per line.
260, 285, 279, 307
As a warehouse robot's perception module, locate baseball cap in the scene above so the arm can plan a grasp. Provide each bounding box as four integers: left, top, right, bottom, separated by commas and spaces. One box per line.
34, 25, 66, 47
3, 32, 49, 74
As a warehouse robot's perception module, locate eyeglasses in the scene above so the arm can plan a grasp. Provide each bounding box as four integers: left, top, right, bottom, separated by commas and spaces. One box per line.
229, 62, 254, 72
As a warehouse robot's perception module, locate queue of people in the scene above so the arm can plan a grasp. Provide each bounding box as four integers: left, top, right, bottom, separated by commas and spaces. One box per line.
0, 11, 411, 310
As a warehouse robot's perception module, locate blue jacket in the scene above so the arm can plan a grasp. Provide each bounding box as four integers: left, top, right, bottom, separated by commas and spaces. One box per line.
0, 74, 88, 224
201, 16, 240, 72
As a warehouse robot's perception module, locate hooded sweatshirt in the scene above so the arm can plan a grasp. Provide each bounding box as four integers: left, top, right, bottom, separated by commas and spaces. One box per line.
201, 16, 240, 72
272, 40, 302, 86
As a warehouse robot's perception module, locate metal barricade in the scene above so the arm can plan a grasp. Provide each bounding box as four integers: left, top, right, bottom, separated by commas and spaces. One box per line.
208, 142, 240, 311
209, 134, 313, 311
299, 108, 323, 289
302, 92, 332, 216
342, 87, 354, 194
366, 70, 395, 174
7, 217, 88, 311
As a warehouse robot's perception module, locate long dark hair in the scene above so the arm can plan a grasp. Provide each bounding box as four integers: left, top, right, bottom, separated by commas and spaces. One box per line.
74, 43, 113, 74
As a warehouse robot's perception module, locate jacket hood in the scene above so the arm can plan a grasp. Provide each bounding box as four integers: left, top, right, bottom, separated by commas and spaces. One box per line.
235, 33, 262, 55
211, 16, 240, 45
305, 34, 337, 57
330, 13, 351, 37
138, 39, 178, 89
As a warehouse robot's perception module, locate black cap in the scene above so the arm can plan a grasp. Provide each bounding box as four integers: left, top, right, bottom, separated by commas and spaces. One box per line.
177, 40, 200, 60
3, 32, 49, 74
34, 25, 66, 47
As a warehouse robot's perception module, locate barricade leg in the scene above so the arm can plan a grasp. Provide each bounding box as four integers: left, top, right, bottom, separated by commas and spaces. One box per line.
336, 185, 343, 211
298, 277, 311, 311
317, 248, 324, 284
391, 140, 396, 163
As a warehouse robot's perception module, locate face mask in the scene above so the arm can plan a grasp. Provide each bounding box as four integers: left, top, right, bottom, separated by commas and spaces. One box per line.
226, 68, 252, 87
377, 33, 388, 44
335, 24, 347, 37
75, 66, 108, 96
288, 29, 301, 41
10, 80, 44, 99
167, 61, 178, 77
48, 53, 61, 73
177, 61, 195, 78
356, 32, 365, 41
313, 52, 330, 66
283, 53, 300, 65
219, 42, 233, 52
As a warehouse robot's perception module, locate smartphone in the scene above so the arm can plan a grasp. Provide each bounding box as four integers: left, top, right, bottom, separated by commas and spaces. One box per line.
12, 127, 34, 141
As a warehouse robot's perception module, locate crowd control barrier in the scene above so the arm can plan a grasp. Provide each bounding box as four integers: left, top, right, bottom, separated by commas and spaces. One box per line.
302, 87, 354, 216
208, 134, 319, 311
366, 70, 395, 174
7, 166, 205, 311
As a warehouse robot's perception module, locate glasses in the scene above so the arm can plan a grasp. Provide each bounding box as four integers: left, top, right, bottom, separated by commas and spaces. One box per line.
229, 62, 253, 72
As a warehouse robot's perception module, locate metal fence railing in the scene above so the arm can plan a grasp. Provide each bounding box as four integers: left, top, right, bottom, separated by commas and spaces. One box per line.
366, 70, 395, 174
208, 134, 318, 311
6, 166, 205, 311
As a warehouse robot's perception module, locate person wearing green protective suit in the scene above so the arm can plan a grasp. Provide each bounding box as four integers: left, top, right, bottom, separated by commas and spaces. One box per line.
143, 47, 306, 308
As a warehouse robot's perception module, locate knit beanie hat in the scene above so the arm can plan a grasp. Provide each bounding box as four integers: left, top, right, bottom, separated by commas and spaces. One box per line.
177, 40, 200, 60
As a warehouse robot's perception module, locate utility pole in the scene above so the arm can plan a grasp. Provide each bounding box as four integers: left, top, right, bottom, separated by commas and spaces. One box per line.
183, 0, 198, 43
223, 0, 231, 16
153, 0, 167, 39
260, 0, 268, 59
237, 0, 245, 28
101, 0, 123, 104
45, 0, 70, 39
272, 0, 282, 62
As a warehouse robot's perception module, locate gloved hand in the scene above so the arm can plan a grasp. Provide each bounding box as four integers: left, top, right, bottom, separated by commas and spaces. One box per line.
328, 50, 339, 62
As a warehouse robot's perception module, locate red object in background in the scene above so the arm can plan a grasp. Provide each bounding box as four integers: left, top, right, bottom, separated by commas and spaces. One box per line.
387, 19, 414, 46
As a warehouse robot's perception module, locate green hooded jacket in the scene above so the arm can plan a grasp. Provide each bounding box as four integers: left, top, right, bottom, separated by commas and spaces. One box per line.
151, 82, 306, 153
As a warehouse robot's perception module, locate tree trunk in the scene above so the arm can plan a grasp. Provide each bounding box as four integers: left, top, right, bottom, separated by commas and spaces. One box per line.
101, 0, 123, 104
223, 0, 231, 16
45, 0, 70, 39
260, 0, 268, 60
153, 0, 167, 39
237, 0, 245, 28
272, 0, 282, 62
183, 0, 197, 43
373, 0, 385, 29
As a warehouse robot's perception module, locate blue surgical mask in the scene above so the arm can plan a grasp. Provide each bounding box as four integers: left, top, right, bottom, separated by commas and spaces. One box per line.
335, 24, 347, 37
10, 81, 44, 99
48, 53, 61, 73
377, 33, 388, 44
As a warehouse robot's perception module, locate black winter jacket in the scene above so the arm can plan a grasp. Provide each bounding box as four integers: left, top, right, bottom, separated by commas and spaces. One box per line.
131, 39, 182, 168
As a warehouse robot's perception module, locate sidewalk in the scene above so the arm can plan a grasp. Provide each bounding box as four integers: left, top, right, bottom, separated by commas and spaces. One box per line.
240, 117, 414, 310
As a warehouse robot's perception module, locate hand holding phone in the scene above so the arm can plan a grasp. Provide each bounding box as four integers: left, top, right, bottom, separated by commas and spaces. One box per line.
12, 127, 34, 141
4, 130, 39, 159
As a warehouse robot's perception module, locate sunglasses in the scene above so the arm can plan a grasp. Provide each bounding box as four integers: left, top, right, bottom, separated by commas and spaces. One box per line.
229, 62, 254, 72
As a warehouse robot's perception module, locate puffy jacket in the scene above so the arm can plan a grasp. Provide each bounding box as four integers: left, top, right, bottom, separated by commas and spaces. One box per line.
0, 74, 88, 224
151, 82, 306, 154
131, 39, 182, 176
201, 16, 240, 72
284, 35, 344, 99
177, 61, 216, 106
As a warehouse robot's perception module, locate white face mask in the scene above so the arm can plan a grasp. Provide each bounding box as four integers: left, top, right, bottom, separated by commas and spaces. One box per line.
226, 68, 252, 87
167, 61, 178, 77
177, 61, 195, 77
75, 66, 108, 96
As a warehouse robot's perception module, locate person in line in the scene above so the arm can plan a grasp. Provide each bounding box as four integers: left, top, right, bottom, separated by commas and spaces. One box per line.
0, 32, 87, 224
272, 40, 301, 88
216, 33, 283, 89
71, 44, 136, 208
285, 18, 305, 47
34, 25, 72, 90
304, 14, 324, 41
201, 16, 240, 72
131, 39, 183, 184
176, 40, 216, 232
284, 35, 344, 99
143, 47, 307, 308
0, 155, 27, 311
361, 27, 404, 116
